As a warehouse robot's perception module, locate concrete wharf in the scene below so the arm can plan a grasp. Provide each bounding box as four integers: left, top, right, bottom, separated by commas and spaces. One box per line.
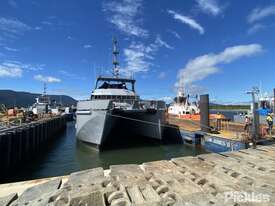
1, 144, 275, 205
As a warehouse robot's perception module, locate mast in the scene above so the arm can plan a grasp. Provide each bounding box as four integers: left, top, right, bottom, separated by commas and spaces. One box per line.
43, 82, 47, 97
112, 37, 119, 78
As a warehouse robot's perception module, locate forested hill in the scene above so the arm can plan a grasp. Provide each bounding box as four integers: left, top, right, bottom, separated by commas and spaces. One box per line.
0, 90, 77, 108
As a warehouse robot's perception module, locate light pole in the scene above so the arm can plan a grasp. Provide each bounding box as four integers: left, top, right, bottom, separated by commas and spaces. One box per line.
246, 87, 260, 148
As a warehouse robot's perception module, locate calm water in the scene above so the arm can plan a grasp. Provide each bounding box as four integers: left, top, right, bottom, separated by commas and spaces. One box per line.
6, 121, 207, 183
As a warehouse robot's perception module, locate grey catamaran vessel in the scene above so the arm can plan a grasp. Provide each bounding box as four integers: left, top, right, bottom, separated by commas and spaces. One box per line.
75, 39, 166, 149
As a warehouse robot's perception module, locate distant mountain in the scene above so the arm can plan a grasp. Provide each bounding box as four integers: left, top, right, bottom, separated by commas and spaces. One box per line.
0, 90, 77, 108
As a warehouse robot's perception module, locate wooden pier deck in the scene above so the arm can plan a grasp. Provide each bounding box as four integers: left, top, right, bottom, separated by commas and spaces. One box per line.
167, 115, 274, 143
1, 145, 275, 205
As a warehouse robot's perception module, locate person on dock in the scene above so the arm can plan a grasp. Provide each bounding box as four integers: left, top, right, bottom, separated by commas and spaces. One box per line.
266, 113, 273, 136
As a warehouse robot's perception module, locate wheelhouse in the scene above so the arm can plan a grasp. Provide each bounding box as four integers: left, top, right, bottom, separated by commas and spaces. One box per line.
91, 76, 138, 100
95, 76, 135, 91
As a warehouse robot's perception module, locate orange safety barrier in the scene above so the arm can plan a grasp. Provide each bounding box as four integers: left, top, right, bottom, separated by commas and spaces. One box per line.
178, 113, 226, 121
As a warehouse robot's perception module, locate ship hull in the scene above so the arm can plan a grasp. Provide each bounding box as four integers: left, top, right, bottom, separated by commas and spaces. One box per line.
76, 100, 165, 149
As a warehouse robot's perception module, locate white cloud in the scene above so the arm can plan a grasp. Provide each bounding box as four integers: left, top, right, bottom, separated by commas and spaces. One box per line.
0, 60, 44, 71
0, 66, 22, 78
247, 24, 266, 35
83, 44, 92, 49
168, 30, 182, 39
168, 10, 205, 35
176, 44, 263, 88
103, 0, 148, 37
196, 0, 221, 16
0, 17, 31, 40
247, 5, 275, 23
184, 84, 207, 96
122, 43, 152, 75
158, 71, 166, 79
4, 47, 19, 52
0, 60, 43, 78
122, 36, 173, 75
155, 35, 174, 50
34, 74, 61, 83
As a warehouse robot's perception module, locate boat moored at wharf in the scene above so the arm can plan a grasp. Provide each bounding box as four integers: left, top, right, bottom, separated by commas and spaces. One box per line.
76, 39, 166, 149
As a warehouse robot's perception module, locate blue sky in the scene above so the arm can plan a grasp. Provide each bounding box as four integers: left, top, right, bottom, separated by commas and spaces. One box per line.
0, 0, 274, 103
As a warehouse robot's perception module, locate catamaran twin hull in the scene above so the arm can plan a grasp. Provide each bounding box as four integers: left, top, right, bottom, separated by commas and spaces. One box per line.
76, 100, 166, 149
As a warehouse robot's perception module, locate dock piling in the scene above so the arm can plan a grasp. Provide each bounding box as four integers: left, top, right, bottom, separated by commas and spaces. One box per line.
200, 94, 210, 133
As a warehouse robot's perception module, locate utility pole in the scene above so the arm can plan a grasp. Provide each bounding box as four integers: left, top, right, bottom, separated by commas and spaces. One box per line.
246, 87, 260, 148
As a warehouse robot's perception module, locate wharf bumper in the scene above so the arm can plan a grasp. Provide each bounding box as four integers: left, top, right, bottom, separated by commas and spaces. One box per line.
1, 145, 275, 205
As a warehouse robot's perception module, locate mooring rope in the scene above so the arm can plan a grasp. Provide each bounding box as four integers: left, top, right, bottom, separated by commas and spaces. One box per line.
94, 110, 214, 131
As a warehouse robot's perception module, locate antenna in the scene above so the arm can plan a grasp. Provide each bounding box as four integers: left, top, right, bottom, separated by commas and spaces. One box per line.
43, 82, 47, 96
112, 37, 119, 77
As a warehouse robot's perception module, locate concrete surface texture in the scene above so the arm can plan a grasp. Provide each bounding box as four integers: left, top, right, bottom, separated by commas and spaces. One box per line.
1, 145, 275, 205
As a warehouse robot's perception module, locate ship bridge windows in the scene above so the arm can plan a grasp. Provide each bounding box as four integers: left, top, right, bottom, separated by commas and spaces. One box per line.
99, 82, 127, 90
91, 95, 137, 100
95, 77, 136, 92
